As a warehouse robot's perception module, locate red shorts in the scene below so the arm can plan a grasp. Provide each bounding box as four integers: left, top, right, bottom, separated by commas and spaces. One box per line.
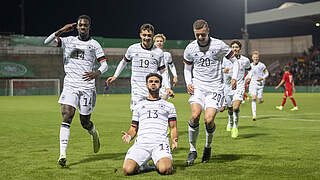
285, 88, 292, 97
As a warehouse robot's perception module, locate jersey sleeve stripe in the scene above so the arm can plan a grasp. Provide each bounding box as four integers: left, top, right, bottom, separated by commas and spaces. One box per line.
131, 120, 139, 127
124, 57, 131, 62
183, 59, 193, 65
158, 65, 166, 71
225, 50, 234, 59
56, 37, 62, 47
168, 117, 177, 122
97, 56, 107, 62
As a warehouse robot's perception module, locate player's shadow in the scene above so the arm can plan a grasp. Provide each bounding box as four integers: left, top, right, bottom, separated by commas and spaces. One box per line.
212, 154, 262, 163
238, 125, 254, 130
240, 133, 267, 139
68, 152, 125, 167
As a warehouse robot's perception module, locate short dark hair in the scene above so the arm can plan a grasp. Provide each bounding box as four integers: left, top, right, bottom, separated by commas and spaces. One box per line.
284, 65, 290, 71
140, 23, 154, 34
78, 15, 91, 25
193, 19, 209, 31
231, 40, 242, 49
146, 73, 162, 85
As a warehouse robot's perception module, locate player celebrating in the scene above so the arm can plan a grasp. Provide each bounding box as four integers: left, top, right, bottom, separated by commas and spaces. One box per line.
221, 40, 251, 138
121, 73, 178, 175
106, 24, 173, 110
44, 15, 108, 167
246, 51, 269, 121
153, 33, 178, 100
275, 65, 298, 111
184, 19, 235, 165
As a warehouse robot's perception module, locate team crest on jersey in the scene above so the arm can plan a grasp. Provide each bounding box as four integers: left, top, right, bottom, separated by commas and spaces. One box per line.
135, 53, 139, 57
159, 104, 165, 108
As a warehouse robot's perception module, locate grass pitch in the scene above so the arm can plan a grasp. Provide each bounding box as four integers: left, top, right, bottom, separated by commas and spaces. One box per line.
0, 93, 319, 180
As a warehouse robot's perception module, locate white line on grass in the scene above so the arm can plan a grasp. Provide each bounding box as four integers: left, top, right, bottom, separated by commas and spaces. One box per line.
240, 113, 320, 122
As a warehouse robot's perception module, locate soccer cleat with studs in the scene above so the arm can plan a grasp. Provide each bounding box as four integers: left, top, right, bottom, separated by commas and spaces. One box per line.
276, 106, 283, 110
186, 151, 197, 166
201, 147, 211, 163
252, 116, 256, 121
290, 106, 298, 111
58, 155, 67, 167
92, 130, 100, 153
231, 128, 239, 138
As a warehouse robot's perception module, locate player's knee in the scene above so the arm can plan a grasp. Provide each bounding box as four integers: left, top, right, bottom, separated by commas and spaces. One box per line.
122, 167, 135, 176
80, 120, 93, 131
190, 113, 200, 122
157, 164, 172, 175
61, 110, 73, 124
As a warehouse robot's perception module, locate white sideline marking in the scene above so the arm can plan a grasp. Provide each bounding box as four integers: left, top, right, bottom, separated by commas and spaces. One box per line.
240, 113, 320, 122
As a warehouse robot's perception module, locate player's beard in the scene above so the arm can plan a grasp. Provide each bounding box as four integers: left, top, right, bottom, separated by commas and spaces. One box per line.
148, 88, 160, 99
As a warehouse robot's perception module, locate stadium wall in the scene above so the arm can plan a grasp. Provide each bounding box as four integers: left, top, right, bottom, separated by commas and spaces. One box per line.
0, 35, 317, 95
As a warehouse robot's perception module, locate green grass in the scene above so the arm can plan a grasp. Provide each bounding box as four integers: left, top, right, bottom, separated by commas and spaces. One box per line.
0, 93, 319, 180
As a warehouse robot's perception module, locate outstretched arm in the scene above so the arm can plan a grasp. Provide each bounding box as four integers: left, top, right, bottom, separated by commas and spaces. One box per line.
44, 22, 77, 45
121, 125, 138, 144
106, 59, 128, 84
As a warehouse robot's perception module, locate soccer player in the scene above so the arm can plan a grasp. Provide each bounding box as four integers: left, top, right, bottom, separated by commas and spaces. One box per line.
246, 51, 269, 121
221, 40, 251, 138
121, 73, 178, 175
275, 65, 298, 111
44, 15, 108, 167
184, 19, 235, 165
106, 24, 173, 110
153, 33, 178, 100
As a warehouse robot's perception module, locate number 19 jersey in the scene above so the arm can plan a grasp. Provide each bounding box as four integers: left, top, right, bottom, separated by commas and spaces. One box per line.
124, 43, 165, 98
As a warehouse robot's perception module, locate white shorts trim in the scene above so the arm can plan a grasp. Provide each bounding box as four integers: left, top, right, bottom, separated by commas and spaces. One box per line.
125, 141, 172, 166
58, 88, 96, 115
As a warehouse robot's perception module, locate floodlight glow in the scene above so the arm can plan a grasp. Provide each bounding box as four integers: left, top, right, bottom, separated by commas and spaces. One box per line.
316, 22, 320, 27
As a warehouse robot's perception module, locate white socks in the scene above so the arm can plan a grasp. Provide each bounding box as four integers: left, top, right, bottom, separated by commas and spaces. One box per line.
233, 110, 240, 128
188, 120, 199, 152
252, 99, 257, 117
205, 125, 216, 148
60, 122, 70, 156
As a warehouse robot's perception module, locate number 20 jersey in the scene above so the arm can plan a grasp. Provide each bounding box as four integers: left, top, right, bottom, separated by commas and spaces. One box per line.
184, 37, 232, 92
124, 43, 165, 98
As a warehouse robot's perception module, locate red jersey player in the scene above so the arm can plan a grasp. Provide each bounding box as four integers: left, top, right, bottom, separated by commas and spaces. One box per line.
275, 65, 298, 111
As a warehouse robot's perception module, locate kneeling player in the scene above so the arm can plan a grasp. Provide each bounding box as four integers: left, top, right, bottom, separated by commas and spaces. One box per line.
121, 73, 178, 175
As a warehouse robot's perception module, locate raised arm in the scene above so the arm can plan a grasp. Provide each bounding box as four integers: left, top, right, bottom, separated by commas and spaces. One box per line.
44, 22, 77, 45
121, 125, 138, 144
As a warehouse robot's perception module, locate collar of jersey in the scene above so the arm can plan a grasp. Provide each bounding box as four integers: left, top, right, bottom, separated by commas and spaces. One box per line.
140, 43, 153, 50
77, 36, 91, 42
197, 37, 211, 48
147, 97, 161, 101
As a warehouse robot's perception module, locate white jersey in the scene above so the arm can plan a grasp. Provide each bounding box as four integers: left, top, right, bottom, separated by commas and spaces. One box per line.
56, 36, 106, 90
222, 57, 235, 94
248, 62, 267, 87
234, 56, 251, 89
125, 43, 165, 98
184, 37, 232, 91
131, 98, 177, 144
